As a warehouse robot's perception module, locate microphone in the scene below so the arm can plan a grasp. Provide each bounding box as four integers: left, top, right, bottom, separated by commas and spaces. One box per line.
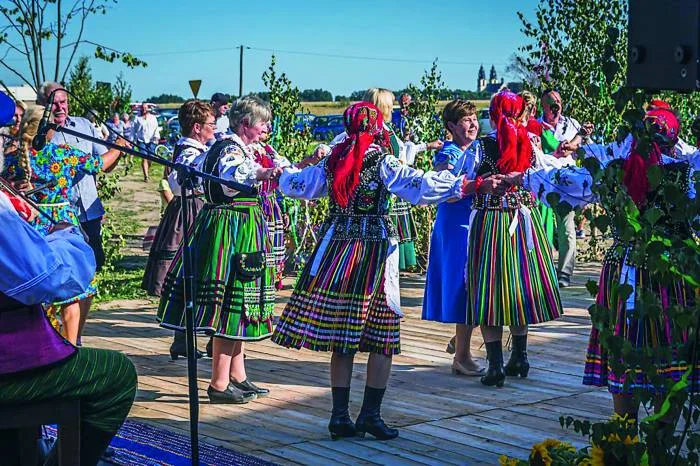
32, 101, 53, 151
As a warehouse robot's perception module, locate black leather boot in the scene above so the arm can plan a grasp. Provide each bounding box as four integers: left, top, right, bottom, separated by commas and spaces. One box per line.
328, 387, 357, 440
504, 334, 530, 378
481, 341, 506, 388
355, 386, 398, 440
169, 331, 203, 360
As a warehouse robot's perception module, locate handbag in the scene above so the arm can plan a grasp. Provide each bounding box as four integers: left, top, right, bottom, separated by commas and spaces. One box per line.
233, 252, 266, 281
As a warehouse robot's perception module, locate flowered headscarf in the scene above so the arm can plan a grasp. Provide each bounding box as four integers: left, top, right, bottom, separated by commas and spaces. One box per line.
489, 90, 532, 173
328, 102, 390, 208
624, 108, 680, 206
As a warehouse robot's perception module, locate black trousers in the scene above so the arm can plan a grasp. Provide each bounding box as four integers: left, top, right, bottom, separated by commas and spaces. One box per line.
80, 217, 105, 272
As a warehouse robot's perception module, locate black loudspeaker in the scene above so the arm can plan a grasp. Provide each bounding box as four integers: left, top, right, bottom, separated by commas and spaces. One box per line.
627, 0, 700, 91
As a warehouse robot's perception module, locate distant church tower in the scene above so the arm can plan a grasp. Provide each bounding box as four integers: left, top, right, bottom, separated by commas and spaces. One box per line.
477, 65, 486, 92
478, 65, 505, 92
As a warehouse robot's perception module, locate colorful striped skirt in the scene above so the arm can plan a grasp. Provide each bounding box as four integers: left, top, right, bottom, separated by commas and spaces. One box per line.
389, 197, 417, 270
260, 192, 286, 286
142, 195, 205, 297
157, 199, 275, 341
583, 250, 699, 394
466, 206, 562, 326
272, 236, 401, 356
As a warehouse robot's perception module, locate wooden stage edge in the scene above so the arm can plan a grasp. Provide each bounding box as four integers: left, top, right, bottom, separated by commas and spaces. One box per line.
86, 262, 612, 465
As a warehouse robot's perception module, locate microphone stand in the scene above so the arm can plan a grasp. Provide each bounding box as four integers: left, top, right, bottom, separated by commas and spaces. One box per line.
46, 121, 255, 466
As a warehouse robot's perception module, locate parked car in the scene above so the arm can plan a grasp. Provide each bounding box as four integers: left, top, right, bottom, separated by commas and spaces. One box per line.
310, 114, 344, 141
294, 113, 316, 131
478, 109, 492, 135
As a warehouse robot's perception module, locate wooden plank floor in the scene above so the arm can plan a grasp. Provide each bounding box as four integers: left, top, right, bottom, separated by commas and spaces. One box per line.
84, 262, 611, 465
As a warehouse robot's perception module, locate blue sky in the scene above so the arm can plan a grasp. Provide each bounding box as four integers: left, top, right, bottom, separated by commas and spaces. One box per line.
0, 0, 537, 100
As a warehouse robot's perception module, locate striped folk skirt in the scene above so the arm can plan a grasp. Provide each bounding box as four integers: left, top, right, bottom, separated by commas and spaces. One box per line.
583, 250, 699, 394
389, 197, 417, 270
260, 192, 286, 287
272, 237, 401, 356
142, 195, 205, 296
466, 206, 563, 326
157, 199, 275, 341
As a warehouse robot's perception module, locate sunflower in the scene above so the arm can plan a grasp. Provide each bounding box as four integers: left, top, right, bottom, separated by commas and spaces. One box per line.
49, 162, 61, 174
588, 446, 605, 466
57, 177, 67, 188
530, 443, 553, 466
69, 155, 79, 166
498, 455, 521, 466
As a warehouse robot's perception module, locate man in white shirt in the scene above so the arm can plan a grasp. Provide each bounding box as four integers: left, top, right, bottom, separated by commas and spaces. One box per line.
538, 90, 585, 288
134, 102, 160, 181
210, 92, 231, 140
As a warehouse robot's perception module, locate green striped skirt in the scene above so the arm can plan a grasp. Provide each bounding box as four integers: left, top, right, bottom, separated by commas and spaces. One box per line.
466, 206, 563, 326
157, 199, 275, 341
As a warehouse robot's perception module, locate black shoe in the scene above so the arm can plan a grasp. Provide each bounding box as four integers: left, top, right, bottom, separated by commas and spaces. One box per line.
328, 414, 357, 440
170, 332, 204, 360
481, 341, 506, 388
169, 346, 204, 361
230, 379, 269, 397
207, 384, 256, 404
355, 414, 399, 440
504, 335, 530, 378
206, 338, 213, 358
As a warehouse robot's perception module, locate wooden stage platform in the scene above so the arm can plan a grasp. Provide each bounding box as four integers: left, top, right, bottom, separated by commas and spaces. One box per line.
85, 263, 611, 465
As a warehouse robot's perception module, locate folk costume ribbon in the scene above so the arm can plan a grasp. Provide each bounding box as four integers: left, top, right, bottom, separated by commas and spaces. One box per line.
328, 102, 390, 208
489, 90, 532, 174
623, 107, 680, 207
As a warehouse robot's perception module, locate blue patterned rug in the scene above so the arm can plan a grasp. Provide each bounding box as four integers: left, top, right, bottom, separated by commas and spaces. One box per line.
47, 420, 276, 465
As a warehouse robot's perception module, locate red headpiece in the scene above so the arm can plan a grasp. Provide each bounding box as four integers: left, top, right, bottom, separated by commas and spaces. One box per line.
328, 102, 390, 208
623, 108, 680, 206
489, 90, 532, 173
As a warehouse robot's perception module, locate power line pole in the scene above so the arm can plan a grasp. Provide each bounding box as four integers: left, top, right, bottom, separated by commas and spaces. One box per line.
239, 45, 244, 97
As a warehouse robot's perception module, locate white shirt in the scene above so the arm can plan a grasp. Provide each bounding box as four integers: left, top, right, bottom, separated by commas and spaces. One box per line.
540, 115, 580, 143
133, 113, 160, 144
215, 115, 229, 136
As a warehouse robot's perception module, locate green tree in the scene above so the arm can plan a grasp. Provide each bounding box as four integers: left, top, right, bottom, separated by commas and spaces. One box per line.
145, 94, 186, 104
518, 2, 700, 464
66, 56, 126, 272
0, 0, 146, 90
66, 56, 112, 119
403, 60, 447, 263
112, 72, 132, 115
262, 55, 322, 267
300, 88, 333, 102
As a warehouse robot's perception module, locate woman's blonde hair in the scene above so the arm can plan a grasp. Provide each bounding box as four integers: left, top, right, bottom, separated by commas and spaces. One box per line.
228, 95, 272, 132
363, 87, 394, 123
17, 106, 43, 183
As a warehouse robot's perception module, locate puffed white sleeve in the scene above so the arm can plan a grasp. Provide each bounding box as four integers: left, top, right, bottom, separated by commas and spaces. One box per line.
218, 146, 262, 196
380, 154, 464, 205
580, 133, 633, 165
524, 165, 597, 209
279, 159, 328, 200
264, 144, 292, 169
168, 147, 207, 195
402, 140, 427, 166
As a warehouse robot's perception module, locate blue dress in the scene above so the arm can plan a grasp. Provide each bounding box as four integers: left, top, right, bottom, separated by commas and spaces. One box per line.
422, 141, 480, 324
